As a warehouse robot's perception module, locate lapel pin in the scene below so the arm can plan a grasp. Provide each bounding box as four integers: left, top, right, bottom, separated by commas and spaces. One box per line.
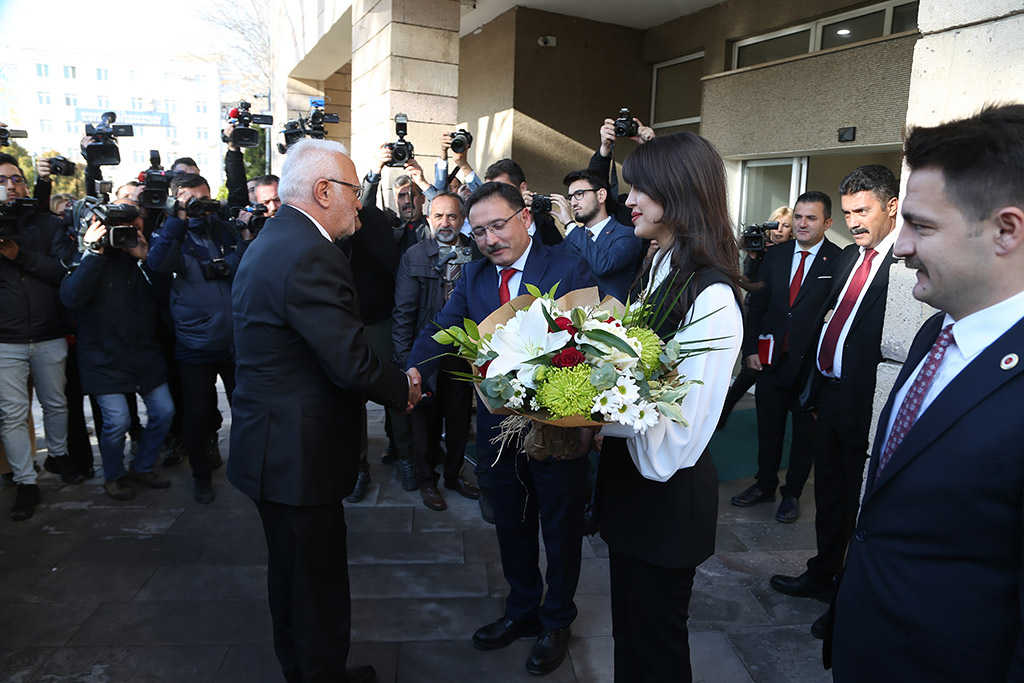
1001, 353, 1019, 370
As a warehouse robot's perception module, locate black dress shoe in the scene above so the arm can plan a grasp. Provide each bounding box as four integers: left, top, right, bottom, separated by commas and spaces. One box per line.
478, 487, 495, 524
526, 627, 571, 676
769, 572, 834, 602
472, 617, 542, 650
811, 611, 827, 639
381, 444, 398, 464
397, 458, 418, 492
346, 664, 376, 683
44, 455, 85, 484
775, 496, 799, 523
730, 484, 775, 507
420, 485, 446, 511
9, 484, 40, 521
346, 472, 371, 503
444, 475, 479, 500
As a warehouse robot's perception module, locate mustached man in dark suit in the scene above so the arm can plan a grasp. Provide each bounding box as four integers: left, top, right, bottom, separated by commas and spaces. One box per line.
769, 166, 900, 629
731, 191, 842, 522
830, 103, 1024, 681
228, 138, 421, 683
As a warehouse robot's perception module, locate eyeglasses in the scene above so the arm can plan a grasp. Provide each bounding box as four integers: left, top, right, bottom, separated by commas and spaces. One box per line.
567, 188, 597, 201
0, 175, 26, 186
469, 209, 522, 240
325, 177, 361, 199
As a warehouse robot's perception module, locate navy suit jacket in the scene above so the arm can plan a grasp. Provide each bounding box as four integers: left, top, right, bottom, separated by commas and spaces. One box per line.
831, 311, 1024, 682
406, 238, 597, 464
558, 217, 642, 303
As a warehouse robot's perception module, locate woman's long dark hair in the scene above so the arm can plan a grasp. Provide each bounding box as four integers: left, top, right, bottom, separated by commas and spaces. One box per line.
622, 132, 751, 318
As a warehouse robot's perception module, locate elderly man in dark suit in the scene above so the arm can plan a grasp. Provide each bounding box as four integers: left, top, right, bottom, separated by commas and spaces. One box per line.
829, 104, 1024, 681
731, 191, 842, 522
407, 181, 597, 676
769, 166, 900, 628
228, 138, 420, 683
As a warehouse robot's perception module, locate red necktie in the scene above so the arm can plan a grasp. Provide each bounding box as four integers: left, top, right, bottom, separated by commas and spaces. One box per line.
499, 267, 518, 305
789, 250, 810, 306
875, 324, 955, 478
817, 249, 878, 374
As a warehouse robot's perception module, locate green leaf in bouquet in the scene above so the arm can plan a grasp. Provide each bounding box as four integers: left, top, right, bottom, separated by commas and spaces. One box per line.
589, 363, 618, 391
525, 355, 554, 366
656, 401, 688, 426
539, 299, 561, 332
583, 329, 639, 357
480, 376, 507, 399
432, 328, 456, 345
463, 318, 480, 340
547, 282, 561, 298
525, 283, 544, 298
577, 343, 603, 358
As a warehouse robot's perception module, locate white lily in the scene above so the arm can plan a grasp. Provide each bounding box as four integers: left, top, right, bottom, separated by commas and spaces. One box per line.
485, 299, 571, 378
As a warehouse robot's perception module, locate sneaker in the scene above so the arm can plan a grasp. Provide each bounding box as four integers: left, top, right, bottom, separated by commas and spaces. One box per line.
397, 458, 418, 492
9, 484, 40, 521
126, 470, 172, 489
346, 472, 371, 503
104, 477, 136, 501
44, 455, 86, 484
194, 477, 215, 504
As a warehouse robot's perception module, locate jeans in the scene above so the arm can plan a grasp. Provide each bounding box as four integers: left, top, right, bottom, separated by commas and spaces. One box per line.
93, 384, 174, 482
0, 338, 69, 485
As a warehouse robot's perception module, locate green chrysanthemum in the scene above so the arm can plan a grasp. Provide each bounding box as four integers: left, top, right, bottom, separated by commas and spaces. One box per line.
535, 365, 598, 419
628, 327, 663, 379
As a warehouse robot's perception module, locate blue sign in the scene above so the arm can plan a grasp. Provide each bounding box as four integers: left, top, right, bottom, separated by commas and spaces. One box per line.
75, 109, 170, 127
309, 97, 325, 108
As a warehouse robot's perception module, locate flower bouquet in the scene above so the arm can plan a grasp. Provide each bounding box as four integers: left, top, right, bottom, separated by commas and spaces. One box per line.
431, 284, 722, 459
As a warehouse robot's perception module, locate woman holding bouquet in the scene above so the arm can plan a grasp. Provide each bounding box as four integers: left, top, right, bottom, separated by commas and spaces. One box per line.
596, 132, 747, 682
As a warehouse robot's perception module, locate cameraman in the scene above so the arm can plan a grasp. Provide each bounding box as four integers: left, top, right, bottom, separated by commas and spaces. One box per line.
358, 144, 433, 210
432, 132, 481, 197
147, 173, 248, 503
0, 153, 80, 521
252, 174, 281, 217
59, 198, 174, 501
221, 124, 254, 215
484, 159, 563, 246
590, 115, 655, 227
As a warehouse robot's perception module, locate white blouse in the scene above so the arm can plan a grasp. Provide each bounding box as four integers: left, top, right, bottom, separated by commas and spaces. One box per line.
601, 256, 743, 482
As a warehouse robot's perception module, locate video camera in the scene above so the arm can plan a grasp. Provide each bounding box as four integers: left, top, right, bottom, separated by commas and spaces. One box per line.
0, 126, 28, 148
530, 194, 552, 215
84, 112, 134, 166
0, 189, 37, 240
223, 100, 273, 148
236, 202, 269, 236
140, 150, 178, 210
72, 182, 141, 251
385, 113, 414, 167
448, 128, 473, 155
613, 108, 638, 138
276, 98, 339, 153
44, 156, 76, 176
164, 196, 221, 218
739, 221, 779, 253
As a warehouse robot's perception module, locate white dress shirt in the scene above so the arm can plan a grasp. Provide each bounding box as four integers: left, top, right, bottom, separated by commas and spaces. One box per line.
566, 216, 611, 243
789, 238, 824, 286
289, 204, 333, 242
493, 238, 534, 299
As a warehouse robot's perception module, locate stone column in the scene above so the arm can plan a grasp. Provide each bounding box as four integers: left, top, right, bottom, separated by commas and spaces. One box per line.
350, 0, 461, 204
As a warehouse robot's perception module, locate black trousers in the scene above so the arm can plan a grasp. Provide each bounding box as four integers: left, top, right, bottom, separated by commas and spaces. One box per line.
65, 342, 94, 473
609, 550, 697, 683
753, 355, 815, 498
179, 361, 235, 481
256, 499, 351, 683
719, 365, 759, 425
409, 356, 472, 487
806, 380, 868, 583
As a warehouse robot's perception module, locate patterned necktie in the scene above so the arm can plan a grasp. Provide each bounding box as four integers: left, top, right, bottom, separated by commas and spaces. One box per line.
876, 324, 955, 478
817, 249, 878, 374
499, 267, 518, 305
789, 250, 810, 306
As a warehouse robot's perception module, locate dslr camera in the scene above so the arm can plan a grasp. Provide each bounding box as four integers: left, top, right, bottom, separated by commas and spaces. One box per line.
0, 125, 28, 148
613, 108, 639, 138
223, 100, 273, 148
385, 113, 414, 167
276, 98, 339, 153
199, 257, 231, 280
739, 221, 779, 253
84, 112, 134, 166
44, 155, 76, 176
448, 128, 473, 155
0, 190, 38, 240
530, 194, 552, 215
140, 151, 178, 210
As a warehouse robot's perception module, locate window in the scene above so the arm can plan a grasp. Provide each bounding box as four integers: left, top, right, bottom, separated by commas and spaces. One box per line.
739, 158, 807, 226
165, 100, 176, 113
166, 126, 178, 138
131, 97, 144, 110
650, 52, 704, 131
64, 93, 77, 106
66, 121, 77, 134
198, 153, 209, 167
97, 95, 110, 108
39, 120, 53, 133
36, 64, 49, 77
134, 150, 146, 164
96, 68, 108, 81
196, 102, 207, 114
197, 128, 208, 140
63, 65, 76, 79
37, 91, 51, 105
733, 1, 918, 70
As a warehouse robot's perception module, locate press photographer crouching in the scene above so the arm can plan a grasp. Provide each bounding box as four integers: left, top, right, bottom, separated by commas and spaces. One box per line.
59, 199, 174, 501
148, 173, 249, 503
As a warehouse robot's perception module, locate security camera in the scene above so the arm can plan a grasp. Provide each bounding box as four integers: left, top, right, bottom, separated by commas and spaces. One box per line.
537, 36, 557, 47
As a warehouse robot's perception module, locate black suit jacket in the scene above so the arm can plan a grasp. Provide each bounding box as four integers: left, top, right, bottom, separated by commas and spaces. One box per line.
227, 205, 409, 506
831, 311, 1024, 681
743, 239, 841, 368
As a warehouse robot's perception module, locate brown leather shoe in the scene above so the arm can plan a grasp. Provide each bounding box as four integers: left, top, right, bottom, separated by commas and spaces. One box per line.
420, 485, 446, 511
444, 475, 480, 500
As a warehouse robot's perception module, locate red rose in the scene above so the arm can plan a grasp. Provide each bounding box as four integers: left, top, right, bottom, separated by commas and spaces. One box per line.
554, 316, 578, 336
478, 360, 492, 378
552, 347, 586, 368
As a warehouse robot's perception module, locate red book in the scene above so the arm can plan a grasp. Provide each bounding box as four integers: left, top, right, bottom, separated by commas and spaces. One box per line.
758, 334, 775, 366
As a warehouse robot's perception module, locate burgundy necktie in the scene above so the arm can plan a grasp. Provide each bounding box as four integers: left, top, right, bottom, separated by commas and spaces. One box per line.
789, 250, 810, 306
817, 249, 878, 374
499, 267, 518, 305
875, 324, 955, 478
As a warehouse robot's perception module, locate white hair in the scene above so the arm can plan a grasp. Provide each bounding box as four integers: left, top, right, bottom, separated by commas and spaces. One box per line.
277, 138, 350, 205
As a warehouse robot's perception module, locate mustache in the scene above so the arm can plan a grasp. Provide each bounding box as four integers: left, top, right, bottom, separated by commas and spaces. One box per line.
486, 242, 511, 255
849, 227, 869, 236
903, 256, 927, 273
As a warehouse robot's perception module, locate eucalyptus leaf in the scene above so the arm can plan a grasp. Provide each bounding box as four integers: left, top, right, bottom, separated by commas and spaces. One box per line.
589, 364, 618, 391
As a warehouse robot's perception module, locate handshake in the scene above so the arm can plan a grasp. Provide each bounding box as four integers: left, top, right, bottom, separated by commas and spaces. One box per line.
404, 367, 425, 413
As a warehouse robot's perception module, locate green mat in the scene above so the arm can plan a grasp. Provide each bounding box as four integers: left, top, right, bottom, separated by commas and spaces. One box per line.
708, 405, 792, 482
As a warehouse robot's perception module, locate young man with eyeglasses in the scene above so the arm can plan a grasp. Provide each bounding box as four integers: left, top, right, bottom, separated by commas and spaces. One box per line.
551, 169, 643, 302
0, 153, 80, 520
406, 181, 597, 676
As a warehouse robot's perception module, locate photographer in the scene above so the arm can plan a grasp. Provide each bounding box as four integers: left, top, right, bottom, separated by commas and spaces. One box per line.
221, 123, 253, 215
590, 114, 655, 227
357, 143, 432, 210
59, 198, 174, 501
432, 131, 481, 197
147, 173, 248, 503
0, 153, 80, 521
484, 159, 563, 246
251, 174, 281, 217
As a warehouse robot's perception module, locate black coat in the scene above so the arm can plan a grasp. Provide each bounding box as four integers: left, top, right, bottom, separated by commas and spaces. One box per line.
58, 250, 167, 396
339, 205, 400, 325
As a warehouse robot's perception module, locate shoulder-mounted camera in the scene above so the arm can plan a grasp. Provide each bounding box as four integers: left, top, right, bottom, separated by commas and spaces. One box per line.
84, 112, 134, 166
223, 100, 273, 148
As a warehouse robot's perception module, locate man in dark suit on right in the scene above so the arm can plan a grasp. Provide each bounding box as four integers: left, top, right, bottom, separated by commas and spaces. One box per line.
769, 165, 900, 627
830, 103, 1024, 681
731, 191, 842, 522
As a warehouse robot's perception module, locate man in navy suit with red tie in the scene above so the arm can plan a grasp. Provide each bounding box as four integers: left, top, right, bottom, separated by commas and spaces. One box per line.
830, 104, 1024, 681
407, 181, 597, 676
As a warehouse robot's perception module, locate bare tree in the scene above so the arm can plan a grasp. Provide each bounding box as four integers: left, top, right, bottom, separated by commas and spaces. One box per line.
197, 0, 273, 100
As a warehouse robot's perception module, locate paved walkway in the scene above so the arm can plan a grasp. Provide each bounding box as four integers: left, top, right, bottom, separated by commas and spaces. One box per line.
0, 399, 833, 682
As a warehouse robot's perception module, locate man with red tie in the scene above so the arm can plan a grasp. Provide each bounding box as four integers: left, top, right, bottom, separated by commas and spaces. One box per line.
769, 166, 899, 631
732, 192, 842, 523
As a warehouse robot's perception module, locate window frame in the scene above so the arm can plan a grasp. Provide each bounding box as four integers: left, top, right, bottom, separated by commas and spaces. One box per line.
650, 51, 705, 130
738, 157, 808, 226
